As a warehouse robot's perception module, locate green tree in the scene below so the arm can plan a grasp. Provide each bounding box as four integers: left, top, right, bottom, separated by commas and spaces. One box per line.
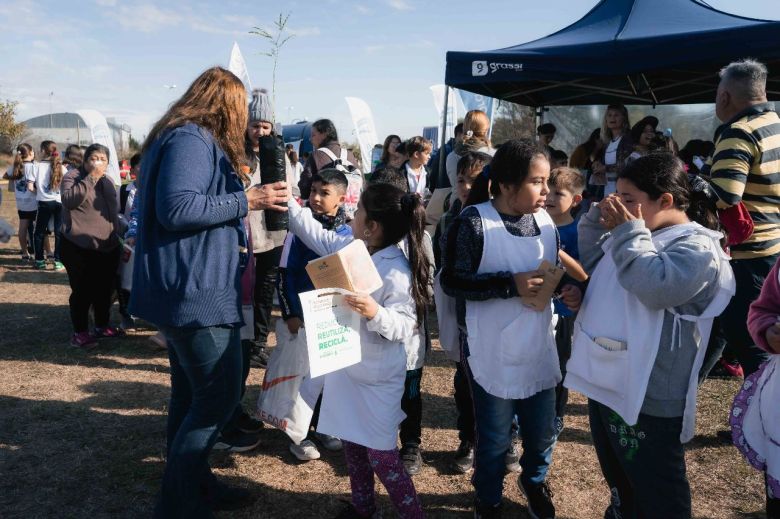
0, 99, 26, 147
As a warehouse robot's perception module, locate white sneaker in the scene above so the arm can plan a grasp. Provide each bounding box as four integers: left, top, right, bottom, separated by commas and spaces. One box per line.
314, 432, 343, 451
289, 439, 320, 461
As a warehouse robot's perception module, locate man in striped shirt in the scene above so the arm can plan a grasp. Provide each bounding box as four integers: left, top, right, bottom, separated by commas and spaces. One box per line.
704, 59, 779, 377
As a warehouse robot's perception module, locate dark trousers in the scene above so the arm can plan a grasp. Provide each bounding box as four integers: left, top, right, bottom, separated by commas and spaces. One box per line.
59, 238, 120, 333
223, 339, 254, 434
400, 367, 423, 447
34, 200, 62, 261
588, 399, 691, 519
253, 246, 283, 345
554, 314, 575, 418
454, 360, 475, 443
721, 255, 777, 376
155, 325, 242, 518
698, 317, 727, 383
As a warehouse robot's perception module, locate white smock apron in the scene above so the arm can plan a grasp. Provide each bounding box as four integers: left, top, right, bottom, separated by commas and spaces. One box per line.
565, 223, 735, 442
316, 245, 412, 450
465, 201, 561, 399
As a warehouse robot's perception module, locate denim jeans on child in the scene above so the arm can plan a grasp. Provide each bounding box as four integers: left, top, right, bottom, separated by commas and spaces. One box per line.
34, 200, 62, 261
154, 325, 242, 518
469, 370, 557, 507
588, 399, 691, 519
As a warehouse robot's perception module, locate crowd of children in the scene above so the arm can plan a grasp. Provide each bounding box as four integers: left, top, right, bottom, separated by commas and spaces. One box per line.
7, 61, 780, 519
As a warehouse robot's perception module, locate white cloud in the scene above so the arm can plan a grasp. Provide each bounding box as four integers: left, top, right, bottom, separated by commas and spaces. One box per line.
386, 0, 413, 11
116, 3, 180, 32
31, 40, 49, 50
355, 4, 371, 14
95, 0, 118, 5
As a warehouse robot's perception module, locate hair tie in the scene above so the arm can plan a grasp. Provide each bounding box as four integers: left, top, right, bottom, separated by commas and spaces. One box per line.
52, 151, 59, 158
480, 165, 491, 179
465, 130, 474, 138
688, 174, 716, 202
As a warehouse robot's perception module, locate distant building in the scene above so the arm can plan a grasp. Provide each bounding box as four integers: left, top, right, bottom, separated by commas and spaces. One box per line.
21, 112, 132, 157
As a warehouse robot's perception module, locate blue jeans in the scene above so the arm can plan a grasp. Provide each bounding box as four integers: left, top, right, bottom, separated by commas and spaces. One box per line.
469, 369, 557, 507
34, 200, 62, 261
154, 325, 242, 519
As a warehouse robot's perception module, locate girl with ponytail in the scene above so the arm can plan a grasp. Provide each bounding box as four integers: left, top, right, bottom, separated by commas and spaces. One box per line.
569, 151, 735, 518
286, 182, 428, 518
4, 143, 37, 260
33, 140, 67, 270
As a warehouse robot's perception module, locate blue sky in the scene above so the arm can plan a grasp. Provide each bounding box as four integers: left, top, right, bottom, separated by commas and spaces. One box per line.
1, 0, 778, 144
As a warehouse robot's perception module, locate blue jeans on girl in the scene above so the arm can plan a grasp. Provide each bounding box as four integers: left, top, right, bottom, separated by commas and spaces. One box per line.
154, 325, 242, 518
468, 363, 557, 507
34, 200, 62, 261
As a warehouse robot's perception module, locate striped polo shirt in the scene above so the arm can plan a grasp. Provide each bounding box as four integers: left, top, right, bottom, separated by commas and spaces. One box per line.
705, 103, 780, 259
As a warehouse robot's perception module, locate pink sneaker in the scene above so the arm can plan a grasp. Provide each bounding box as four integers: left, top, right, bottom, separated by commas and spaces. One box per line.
71, 332, 98, 350
719, 359, 745, 378
93, 326, 125, 339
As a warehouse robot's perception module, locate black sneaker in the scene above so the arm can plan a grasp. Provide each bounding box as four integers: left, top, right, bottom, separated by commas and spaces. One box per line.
236, 412, 264, 434
213, 429, 261, 453
553, 416, 564, 437
206, 483, 256, 511
400, 444, 423, 476
505, 438, 521, 473
250, 343, 270, 368
333, 502, 375, 518
519, 479, 555, 519
453, 440, 474, 473
474, 500, 502, 518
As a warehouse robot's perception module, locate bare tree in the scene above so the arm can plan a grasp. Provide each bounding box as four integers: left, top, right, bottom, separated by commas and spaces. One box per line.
490, 101, 535, 145
250, 13, 295, 124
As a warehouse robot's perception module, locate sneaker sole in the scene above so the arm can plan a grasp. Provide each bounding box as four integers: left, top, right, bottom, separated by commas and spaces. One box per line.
213, 439, 261, 453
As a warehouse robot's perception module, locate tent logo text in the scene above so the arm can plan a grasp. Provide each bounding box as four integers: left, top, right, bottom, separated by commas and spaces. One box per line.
472, 61, 523, 76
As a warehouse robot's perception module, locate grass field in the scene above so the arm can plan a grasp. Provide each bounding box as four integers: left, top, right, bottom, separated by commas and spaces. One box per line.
0, 195, 766, 518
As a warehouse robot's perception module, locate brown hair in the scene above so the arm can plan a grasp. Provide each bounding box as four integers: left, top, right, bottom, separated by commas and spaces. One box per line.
40, 140, 63, 191
549, 167, 585, 195
462, 110, 491, 148
142, 66, 248, 177
380, 134, 401, 164
11, 143, 33, 180
404, 136, 433, 156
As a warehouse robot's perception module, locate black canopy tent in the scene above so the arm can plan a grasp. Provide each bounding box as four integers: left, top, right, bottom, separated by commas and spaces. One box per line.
444, 0, 780, 108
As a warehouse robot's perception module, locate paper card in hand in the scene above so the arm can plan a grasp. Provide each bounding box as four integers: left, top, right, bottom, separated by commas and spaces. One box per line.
305, 240, 383, 294
521, 260, 565, 311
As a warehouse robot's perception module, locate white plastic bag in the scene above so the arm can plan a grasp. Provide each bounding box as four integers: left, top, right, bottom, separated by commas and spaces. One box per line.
433, 272, 460, 362
120, 244, 134, 291
257, 320, 321, 444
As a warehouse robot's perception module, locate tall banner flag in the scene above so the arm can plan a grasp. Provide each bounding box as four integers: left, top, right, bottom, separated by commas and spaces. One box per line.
458, 90, 494, 122
344, 97, 379, 171
76, 109, 121, 187
430, 85, 457, 143
228, 42, 253, 92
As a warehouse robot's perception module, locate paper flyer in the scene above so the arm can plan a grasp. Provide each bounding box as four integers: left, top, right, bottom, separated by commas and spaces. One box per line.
299, 288, 362, 377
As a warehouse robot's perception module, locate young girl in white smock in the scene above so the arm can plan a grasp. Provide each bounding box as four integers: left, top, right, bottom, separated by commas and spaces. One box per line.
567, 153, 734, 518
286, 182, 429, 519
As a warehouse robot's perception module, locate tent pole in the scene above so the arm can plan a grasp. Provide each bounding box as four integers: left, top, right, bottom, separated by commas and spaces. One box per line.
438, 85, 449, 187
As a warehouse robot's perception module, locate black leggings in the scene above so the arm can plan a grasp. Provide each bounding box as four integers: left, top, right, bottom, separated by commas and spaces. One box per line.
60, 238, 120, 332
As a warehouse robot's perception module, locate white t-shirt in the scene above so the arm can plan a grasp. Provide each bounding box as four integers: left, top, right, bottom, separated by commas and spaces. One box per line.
405, 162, 427, 196
604, 137, 622, 196
34, 161, 64, 203
7, 163, 38, 212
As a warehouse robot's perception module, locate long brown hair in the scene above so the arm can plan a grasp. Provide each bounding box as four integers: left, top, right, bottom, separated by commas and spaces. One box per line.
462, 110, 491, 149
380, 134, 401, 164
41, 140, 63, 191
361, 184, 431, 323
11, 143, 33, 180
142, 67, 248, 173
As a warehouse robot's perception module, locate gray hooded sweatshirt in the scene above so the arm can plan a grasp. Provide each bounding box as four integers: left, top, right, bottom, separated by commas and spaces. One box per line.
577, 204, 723, 417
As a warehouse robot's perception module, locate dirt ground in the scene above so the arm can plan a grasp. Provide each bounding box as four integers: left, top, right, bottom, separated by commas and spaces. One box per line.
0, 195, 766, 518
